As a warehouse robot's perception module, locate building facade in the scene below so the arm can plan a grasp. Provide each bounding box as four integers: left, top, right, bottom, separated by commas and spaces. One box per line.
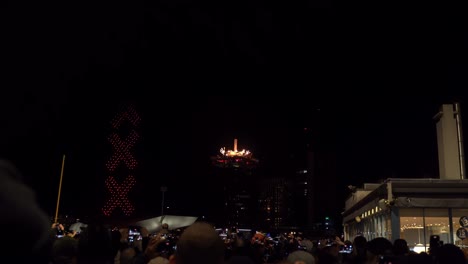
342, 178, 468, 253
343, 102, 468, 253
258, 178, 294, 229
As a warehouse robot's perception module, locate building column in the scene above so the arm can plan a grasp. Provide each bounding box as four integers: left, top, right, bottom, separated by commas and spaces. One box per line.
390, 207, 400, 243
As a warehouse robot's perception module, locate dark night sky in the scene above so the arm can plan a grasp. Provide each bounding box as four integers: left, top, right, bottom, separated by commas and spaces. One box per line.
1, 7, 467, 222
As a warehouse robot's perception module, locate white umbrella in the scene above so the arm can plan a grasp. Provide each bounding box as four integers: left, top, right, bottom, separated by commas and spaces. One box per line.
136, 215, 198, 234
69, 222, 87, 233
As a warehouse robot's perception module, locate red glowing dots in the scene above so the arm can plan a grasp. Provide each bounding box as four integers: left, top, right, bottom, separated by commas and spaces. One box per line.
106, 130, 139, 172
102, 105, 141, 217
102, 176, 136, 216
111, 105, 141, 129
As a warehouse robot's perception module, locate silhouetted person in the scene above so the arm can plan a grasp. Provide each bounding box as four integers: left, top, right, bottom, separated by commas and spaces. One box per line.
344, 236, 367, 264
392, 238, 409, 263
406, 252, 432, 264
52, 236, 78, 264
434, 244, 465, 264
0, 160, 51, 263
287, 250, 315, 264
160, 223, 170, 235
77, 222, 114, 264
366, 237, 393, 264
170, 222, 224, 264
393, 239, 409, 256
429, 235, 442, 258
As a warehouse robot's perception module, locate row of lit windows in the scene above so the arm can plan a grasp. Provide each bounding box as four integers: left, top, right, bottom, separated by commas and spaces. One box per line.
361, 206, 382, 219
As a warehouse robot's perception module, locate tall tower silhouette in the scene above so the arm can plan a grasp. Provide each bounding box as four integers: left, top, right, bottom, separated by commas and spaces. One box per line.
211, 138, 259, 227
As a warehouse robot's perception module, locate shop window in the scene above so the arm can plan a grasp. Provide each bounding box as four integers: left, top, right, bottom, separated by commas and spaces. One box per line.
400, 208, 450, 253
400, 208, 424, 253
424, 209, 450, 247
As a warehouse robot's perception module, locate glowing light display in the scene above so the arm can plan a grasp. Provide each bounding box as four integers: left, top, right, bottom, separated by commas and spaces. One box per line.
102, 105, 140, 216
106, 130, 139, 172
219, 139, 253, 157
220, 147, 251, 157
102, 176, 136, 216
111, 105, 141, 129
212, 138, 258, 169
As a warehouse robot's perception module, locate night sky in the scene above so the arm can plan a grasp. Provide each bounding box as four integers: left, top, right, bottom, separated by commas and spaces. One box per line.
1, 8, 467, 223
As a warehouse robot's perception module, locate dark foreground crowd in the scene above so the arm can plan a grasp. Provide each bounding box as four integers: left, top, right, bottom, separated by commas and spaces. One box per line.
18, 220, 468, 264
3, 160, 468, 264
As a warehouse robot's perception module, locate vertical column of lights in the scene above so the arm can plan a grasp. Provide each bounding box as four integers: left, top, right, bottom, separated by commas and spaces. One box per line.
102, 105, 141, 216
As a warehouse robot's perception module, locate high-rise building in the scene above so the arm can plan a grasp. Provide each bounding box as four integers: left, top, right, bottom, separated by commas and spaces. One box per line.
258, 178, 294, 229
211, 139, 259, 228
292, 168, 313, 228
288, 111, 338, 230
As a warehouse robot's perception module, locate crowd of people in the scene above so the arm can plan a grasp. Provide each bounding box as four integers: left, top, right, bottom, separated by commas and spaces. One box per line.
3, 160, 468, 263
27, 220, 468, 264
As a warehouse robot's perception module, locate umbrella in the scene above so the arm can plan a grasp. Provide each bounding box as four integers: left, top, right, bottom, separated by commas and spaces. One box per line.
69, 222, 87, 233
136, 215, 197, 234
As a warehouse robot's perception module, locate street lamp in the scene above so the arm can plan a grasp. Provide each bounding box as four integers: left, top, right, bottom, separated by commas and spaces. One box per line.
161, 186, 167, 216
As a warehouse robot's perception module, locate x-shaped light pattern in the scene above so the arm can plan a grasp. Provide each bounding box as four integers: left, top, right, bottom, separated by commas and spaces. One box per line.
102, 175, 136, 216
106, 130, 139, 172
111, 105, 141, 129
103, 105, 141, 217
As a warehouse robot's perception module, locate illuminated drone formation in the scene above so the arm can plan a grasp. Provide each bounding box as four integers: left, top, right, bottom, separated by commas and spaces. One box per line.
102, 105, 141, 216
